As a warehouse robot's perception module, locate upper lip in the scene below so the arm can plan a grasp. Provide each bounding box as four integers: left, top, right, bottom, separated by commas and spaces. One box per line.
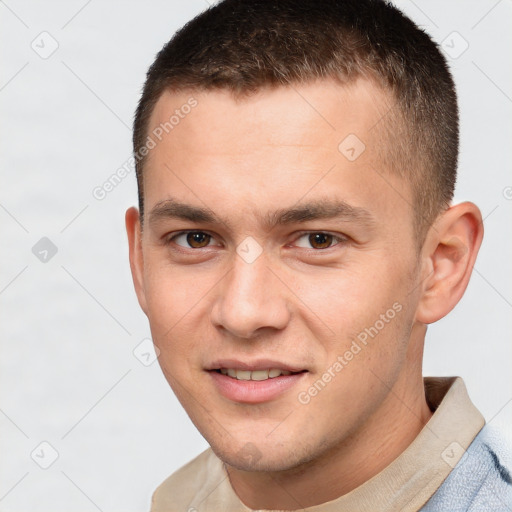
207, 359, 307, 372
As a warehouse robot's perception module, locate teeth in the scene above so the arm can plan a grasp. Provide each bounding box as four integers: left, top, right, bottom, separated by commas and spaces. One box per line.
236, 370, 252, 380
251, 370, 269, 381
219, 368, 295, 380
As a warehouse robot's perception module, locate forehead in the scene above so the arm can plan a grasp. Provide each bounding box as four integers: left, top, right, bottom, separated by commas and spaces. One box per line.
148, 78, 392, 151
143, 79, 413, 233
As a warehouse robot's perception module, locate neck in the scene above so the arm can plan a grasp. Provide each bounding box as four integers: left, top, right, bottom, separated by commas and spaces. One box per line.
226, 327, 433, 510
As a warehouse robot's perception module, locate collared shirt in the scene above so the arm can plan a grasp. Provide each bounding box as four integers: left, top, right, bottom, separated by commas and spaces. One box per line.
151, 377, 487, 511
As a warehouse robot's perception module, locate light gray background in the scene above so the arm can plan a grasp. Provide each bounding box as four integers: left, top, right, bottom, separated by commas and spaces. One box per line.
1, 1, 511, 510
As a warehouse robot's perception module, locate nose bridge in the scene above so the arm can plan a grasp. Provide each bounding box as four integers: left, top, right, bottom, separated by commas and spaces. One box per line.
212, 248, 289, 338
233, 252, 270, 304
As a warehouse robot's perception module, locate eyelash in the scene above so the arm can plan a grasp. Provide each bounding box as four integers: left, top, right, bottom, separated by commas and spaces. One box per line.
165, 230, 348, 250
291, 231, 347, 250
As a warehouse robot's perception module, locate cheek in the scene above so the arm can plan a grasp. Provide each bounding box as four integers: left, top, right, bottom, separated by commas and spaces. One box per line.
293, 263, 398, 330
143, 256, 215, 325
141, 262, 217, 374
296, 302, 413, 435
293, 256, 415, 368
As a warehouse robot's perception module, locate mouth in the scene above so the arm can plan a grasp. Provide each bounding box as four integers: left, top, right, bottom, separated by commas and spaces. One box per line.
214, 368, 304, 381
207, 362, 308, 403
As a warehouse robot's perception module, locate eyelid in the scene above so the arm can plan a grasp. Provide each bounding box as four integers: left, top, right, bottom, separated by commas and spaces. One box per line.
290, 231, 348, 249
166, 230, 222, 248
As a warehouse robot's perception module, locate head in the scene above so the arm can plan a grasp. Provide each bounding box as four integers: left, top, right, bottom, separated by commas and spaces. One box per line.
126, 0, 483, 476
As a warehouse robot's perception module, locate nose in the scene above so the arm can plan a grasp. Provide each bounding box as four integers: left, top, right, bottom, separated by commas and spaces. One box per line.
210, 249, 291, 339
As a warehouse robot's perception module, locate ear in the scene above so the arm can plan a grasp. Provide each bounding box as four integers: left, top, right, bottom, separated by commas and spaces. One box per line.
125, 207, 148, 315
415, 202, 484, 324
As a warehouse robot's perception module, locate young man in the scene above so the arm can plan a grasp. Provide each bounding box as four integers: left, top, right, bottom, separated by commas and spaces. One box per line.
126, 0, 512, 510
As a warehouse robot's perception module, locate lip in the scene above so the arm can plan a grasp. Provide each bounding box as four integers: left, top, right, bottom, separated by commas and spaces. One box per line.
206, 359, 308, 404
207, 359, 306, 373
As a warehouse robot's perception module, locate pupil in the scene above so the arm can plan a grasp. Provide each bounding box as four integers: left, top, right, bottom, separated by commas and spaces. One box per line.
309, 233, 332, 249
187, 232, 209, 248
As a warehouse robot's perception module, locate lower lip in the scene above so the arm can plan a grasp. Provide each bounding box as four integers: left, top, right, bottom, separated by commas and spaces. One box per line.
208, 371, 307, 404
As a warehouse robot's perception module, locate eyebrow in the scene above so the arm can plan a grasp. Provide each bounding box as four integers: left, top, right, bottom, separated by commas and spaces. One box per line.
148, 197, 375, 230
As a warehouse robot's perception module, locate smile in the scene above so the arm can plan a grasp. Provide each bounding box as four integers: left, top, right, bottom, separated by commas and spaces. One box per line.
208, 365, 308, 403
216, 368, 298, 380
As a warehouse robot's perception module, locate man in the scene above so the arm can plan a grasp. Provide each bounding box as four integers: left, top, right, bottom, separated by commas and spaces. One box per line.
125, 0, 512, 510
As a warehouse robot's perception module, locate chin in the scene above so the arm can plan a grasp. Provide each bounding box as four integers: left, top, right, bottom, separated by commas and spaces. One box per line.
210, 437, 314, 473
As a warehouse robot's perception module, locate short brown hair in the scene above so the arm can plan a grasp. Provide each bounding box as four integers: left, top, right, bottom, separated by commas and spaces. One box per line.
133, 0, 458, 237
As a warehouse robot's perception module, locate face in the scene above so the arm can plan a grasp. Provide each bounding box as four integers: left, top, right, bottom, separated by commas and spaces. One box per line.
127, 79, 426, 472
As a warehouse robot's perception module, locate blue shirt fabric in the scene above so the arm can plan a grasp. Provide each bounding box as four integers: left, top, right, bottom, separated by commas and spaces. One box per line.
421, 425, 512, 511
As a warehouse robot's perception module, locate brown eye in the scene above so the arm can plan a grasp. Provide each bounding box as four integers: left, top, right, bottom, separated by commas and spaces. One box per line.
294, 232, 343, 250
308, 233, 333, 249
171, 231, 214, 248
186, 232, 211, 248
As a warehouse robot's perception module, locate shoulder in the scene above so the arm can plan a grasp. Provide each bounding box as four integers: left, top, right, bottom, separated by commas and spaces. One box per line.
421, 424, 512, 511
150, 448, 223, 512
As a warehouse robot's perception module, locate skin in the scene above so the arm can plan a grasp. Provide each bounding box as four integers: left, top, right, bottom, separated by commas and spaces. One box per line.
126, 79, 483, 509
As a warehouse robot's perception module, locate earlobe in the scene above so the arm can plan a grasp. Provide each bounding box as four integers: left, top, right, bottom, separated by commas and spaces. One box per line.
415, 202, 484, 324
125, 207, 148, 315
